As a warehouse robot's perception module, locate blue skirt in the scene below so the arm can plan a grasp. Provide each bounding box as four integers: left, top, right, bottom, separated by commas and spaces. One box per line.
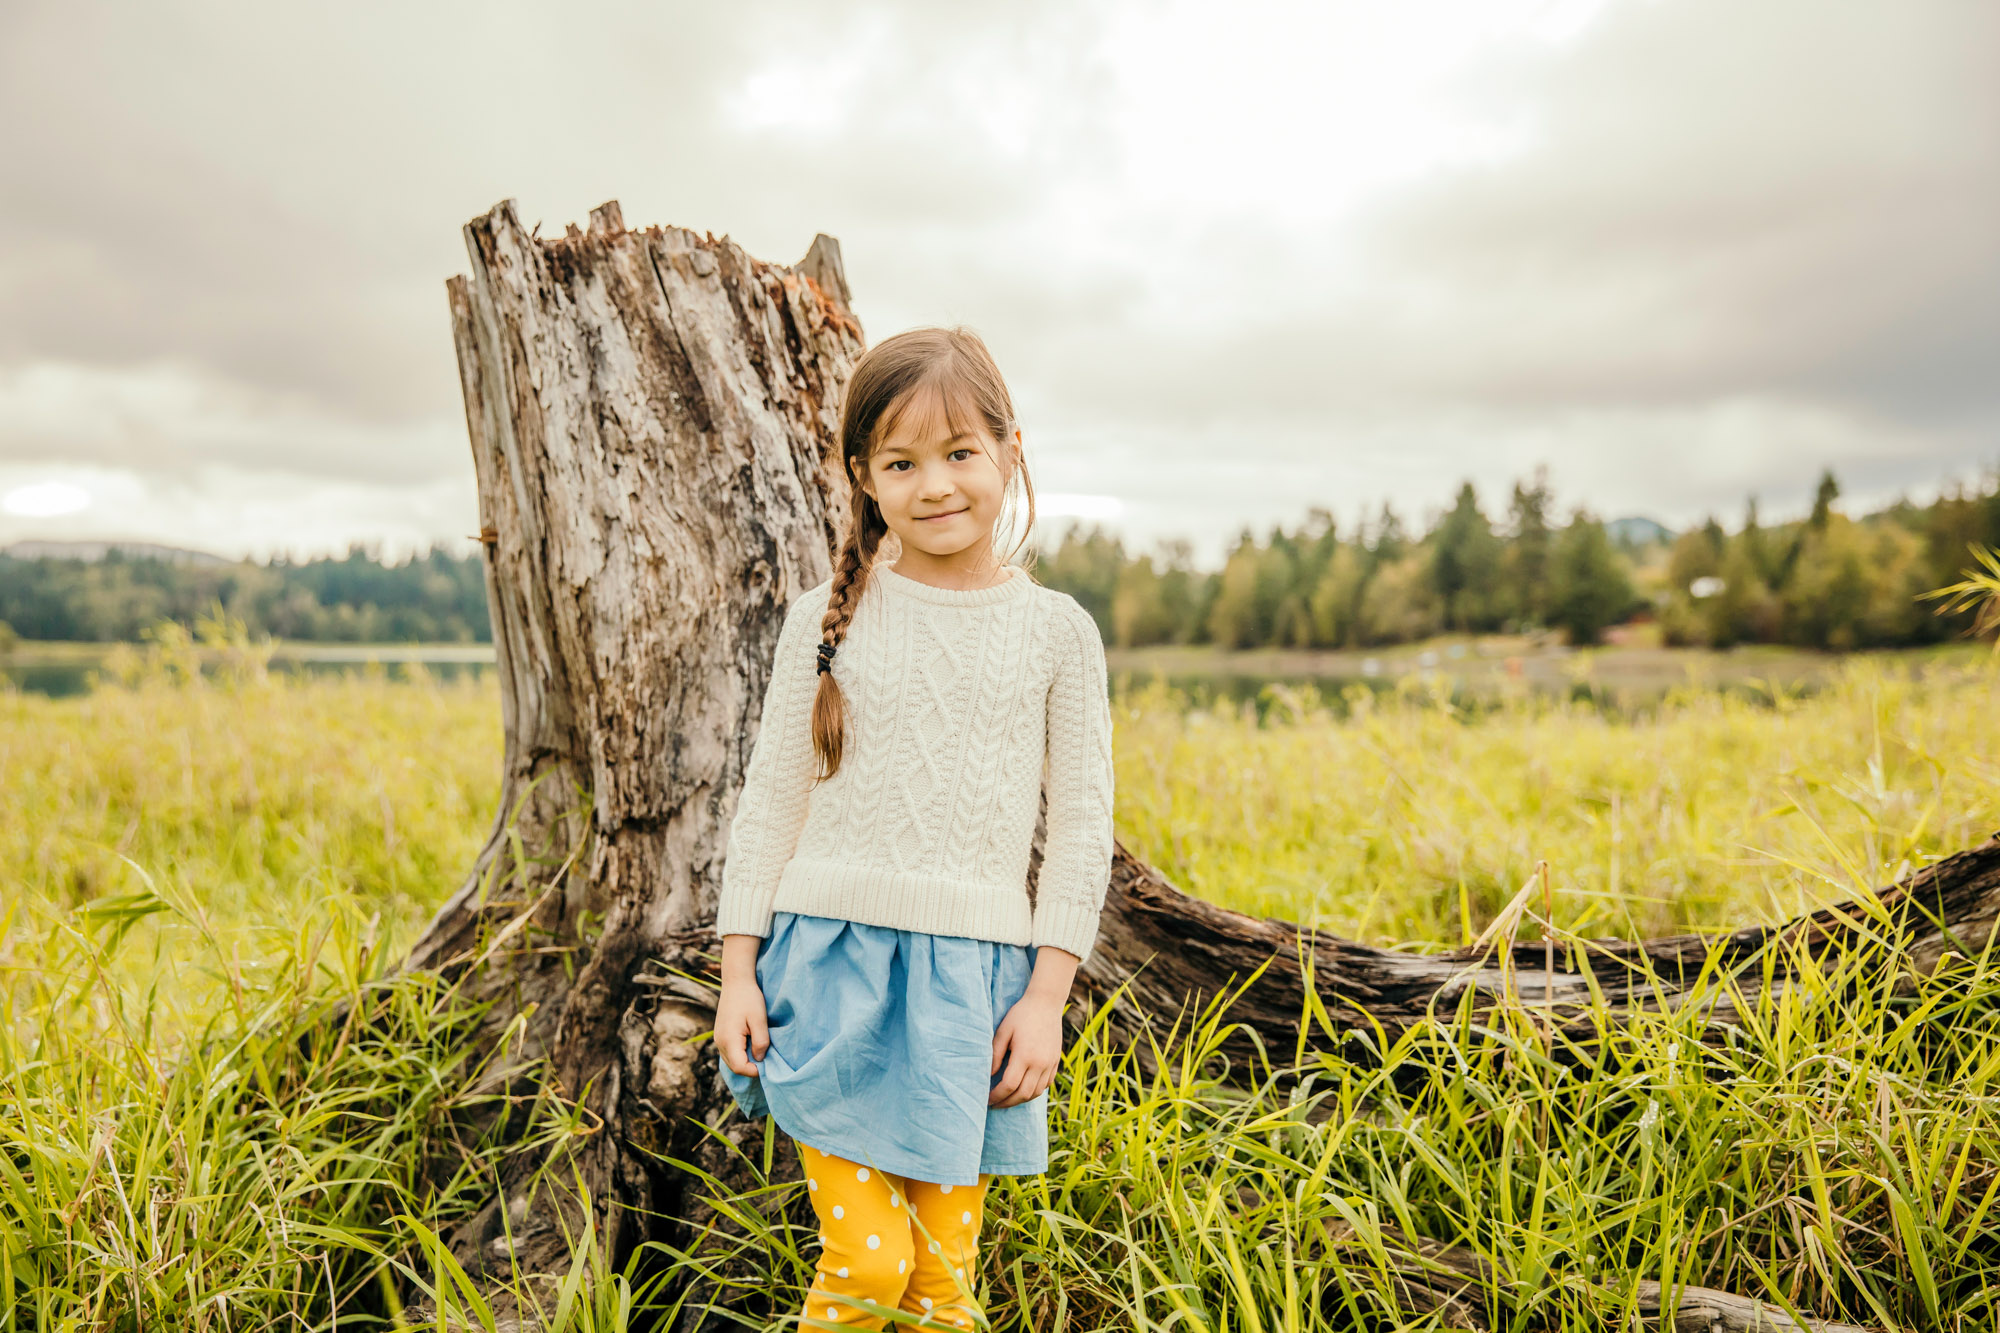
719, 912, 1049, 1187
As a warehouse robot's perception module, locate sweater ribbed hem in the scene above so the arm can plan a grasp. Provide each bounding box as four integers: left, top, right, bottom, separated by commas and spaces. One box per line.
1030, 896, 1103, 964
769, 855, 1035, 945
713, 889, 778, 940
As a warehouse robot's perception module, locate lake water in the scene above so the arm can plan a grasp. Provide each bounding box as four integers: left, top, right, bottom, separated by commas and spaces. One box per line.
2, 639, 1919, 718
2, 646, 496, 698
3, 647, 1409, 718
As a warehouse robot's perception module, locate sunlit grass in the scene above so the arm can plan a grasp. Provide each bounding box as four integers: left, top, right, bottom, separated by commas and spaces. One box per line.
673, 945, 2000, 1331
1118, 661, 2000, 946
1, 638, 499, 1050
4, 639, 1999, 1328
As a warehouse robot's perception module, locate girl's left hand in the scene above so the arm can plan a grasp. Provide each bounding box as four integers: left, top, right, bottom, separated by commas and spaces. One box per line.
989, 991, 1063, 1107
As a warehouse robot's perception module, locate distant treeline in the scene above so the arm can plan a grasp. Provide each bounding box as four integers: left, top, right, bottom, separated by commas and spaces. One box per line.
0, 546, 491, 643
3, 466, 1995, 650
1033, 468, 2000, 650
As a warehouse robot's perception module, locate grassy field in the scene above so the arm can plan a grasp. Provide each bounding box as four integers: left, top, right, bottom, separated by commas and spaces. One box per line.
5, 637, 2000, 1329
1111, 648, 2000, 942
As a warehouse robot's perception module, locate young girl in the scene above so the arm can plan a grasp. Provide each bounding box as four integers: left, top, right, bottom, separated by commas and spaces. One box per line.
712, 325, 1115, 1329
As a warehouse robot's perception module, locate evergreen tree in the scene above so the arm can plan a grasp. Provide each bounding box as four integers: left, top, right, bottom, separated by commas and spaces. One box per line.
1355, 551, 1441, 645
1781, 514, 1870, 648
1109, 555, 1169, 647
1547, 510, 1637, 645
1505, 469, 1555, 628
1699, 542, 1780, 647
1808, 469, 1841, 530
1154, 539, 1205, 644
1368, 502, 1408, 566
1858, 522, 1935, 645
1924, 471, 2000, 597
1431, 481, 1505, 632
1293, 509, 1342, 647
1740, 497, 1781, 587
1036, 523, 1125, 638
1258, 526, 1306, 645
1665, 520, 1724, 595
1772, 469, 1842, 590
1307, 543, 1368, 648
1204, 530, 1263, 649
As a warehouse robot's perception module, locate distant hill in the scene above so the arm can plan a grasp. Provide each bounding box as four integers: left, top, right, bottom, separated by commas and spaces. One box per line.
3, 539, 233, 566
1606, 517, 1673, 549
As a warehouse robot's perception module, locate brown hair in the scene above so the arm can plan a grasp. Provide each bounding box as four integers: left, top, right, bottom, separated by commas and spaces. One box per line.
809, 326, 1038, 782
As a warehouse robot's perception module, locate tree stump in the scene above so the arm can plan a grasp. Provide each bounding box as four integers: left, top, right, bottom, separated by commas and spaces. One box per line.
405, 197, 2000, 1330
401, 198, 863, 1313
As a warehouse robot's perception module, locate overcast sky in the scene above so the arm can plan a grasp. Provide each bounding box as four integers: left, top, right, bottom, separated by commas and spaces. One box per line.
2, 0, 1995, 566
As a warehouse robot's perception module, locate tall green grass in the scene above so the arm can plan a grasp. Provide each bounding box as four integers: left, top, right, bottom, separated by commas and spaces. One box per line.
6, 882, 481, 1328
1114, 658, 1999, 944
667, 937, 2000, 1331
4, 635, 1997, 1328
1, 622, 521, 1329
1, 619, 499, 1046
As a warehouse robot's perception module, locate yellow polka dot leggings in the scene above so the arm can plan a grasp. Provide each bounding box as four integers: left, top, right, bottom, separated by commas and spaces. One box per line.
795, 1140, 990, 1329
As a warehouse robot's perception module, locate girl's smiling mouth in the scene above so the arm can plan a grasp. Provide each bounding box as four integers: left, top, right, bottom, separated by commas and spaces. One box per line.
917, 509, 967, 522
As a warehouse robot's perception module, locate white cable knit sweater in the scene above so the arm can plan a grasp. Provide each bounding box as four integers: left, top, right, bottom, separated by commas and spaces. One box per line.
713, 562, 1116, 962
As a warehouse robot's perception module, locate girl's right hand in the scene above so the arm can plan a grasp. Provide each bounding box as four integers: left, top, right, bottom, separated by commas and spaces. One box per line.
716, 933, 771, 1077
715, 980, 770, 1077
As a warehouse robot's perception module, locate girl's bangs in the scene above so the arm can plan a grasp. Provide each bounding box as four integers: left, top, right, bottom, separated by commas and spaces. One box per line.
875, 372, 989, 454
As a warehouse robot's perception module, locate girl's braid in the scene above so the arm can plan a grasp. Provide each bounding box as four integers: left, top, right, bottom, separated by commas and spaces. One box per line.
808, 486, 884, 782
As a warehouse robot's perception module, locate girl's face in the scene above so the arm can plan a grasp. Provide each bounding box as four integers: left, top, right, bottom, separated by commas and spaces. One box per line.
855, 386, 1021, 567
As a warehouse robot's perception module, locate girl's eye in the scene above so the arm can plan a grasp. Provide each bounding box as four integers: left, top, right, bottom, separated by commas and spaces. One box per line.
887, 460, 911, 471
950, 449, 973, 461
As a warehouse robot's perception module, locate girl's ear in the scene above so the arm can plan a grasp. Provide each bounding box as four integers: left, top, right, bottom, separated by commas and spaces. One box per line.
850, 455, 874, 498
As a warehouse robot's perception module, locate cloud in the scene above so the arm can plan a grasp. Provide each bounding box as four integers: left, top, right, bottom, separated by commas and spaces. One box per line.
0, 361, 463, 484
0, 0, 1993, 562
0, 458, 477, 562
1355, 0, 2000, 421
0, 358, 474, 559
953, 0, 2000, 426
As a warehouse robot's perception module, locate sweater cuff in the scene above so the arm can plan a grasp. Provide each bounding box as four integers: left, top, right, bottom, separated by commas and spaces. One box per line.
713, 891, 775, 940
1030, 896, 1102, 964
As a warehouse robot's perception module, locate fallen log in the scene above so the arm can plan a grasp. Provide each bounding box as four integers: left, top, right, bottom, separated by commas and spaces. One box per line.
1079, 830, 2000, 1071
1318, 1222, 1880, 1332
394, 196, 1995, 1329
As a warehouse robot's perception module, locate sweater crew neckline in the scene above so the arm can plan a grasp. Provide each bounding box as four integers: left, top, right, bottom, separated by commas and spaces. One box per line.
873, 562, 1030, 606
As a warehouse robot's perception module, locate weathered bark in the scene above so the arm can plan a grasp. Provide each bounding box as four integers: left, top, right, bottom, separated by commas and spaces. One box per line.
398, 197, 863, 1320
404, 196, 1999, 1330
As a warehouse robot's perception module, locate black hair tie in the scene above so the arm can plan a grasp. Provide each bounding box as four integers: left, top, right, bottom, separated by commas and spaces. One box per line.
815, 641, 837, 675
